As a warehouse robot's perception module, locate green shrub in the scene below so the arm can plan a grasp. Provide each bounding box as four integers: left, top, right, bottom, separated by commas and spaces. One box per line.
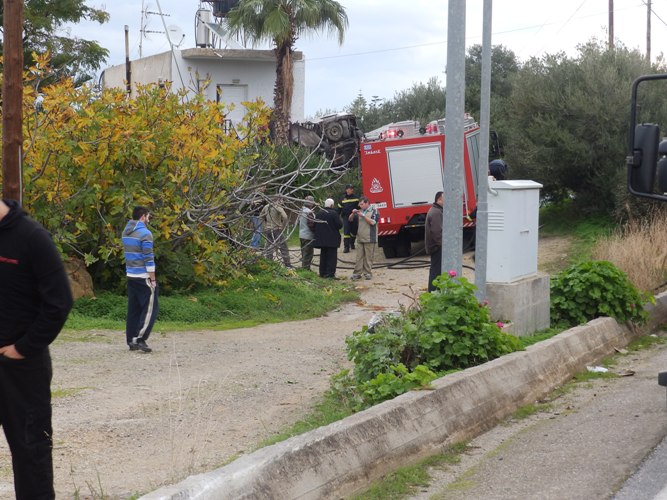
411, 273, 521, 371
550, 260, 652, 327
345, 314, 412, 383
343, 272, 521, 408
359, 364, 437, 407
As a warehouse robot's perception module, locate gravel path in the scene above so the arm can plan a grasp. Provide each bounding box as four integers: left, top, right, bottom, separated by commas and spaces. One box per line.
0, 238, 569, 499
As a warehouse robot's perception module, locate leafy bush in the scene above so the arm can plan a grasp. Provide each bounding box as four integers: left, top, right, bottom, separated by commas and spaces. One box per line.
345, 313, 412, 383
412, 273, 520, 371
343, 272, 521, 409
550, 260, 652, 327
358, 364, 437, 407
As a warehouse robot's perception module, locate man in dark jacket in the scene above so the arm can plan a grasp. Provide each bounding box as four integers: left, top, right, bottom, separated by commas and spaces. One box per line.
424, 191, 444, 292
313, 198, 342, 278
0, 199, 73, 499
337, 184, 359, 253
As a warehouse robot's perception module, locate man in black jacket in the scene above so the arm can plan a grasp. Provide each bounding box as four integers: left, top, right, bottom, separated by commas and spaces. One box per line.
313, 198, 342, 278
424, 191, 444, 292
0, 199, 73, 499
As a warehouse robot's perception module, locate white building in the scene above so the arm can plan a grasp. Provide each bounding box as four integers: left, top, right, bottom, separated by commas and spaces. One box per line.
101, 47, 305, 124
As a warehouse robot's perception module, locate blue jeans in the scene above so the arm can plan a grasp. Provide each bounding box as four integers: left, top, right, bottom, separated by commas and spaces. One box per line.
251, 216, 262, 248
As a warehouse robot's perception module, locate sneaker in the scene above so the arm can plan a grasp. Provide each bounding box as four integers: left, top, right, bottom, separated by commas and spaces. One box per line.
350, 274, 362, 280
364, 274, 372, 280
343, 248, 350, 254
128, 342, 139, 351
135, 339, 152, 353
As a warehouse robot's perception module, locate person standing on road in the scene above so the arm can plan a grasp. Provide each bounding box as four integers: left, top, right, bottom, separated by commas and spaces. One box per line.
0, 199, 73, 500
425, 191, 444, 292
122, 206, 159, 353
349, 196, 379, 280
260, 196, 292, 267
313, 198, 342, 278
298, 196, 316, 270
337, 184, 359, 253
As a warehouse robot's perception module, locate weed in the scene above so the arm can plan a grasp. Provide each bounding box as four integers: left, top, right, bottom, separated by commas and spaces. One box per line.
511, 402, 553, 420
592, 210, 667, 292
627, 334, 667, 351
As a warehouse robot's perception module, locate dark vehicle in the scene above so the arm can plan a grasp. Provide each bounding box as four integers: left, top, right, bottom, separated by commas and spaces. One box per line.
627, 74, 667, 202
290, 113, 364, 168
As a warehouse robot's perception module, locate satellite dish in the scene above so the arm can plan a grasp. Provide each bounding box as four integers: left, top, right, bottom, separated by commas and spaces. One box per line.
167, 25, 185, 47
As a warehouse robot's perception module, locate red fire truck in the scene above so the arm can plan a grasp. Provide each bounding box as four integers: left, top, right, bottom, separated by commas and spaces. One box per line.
360, 116, 482, 258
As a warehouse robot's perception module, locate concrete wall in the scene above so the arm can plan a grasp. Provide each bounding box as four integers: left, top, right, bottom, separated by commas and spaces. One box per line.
140, 291, 667, 499
101, 48, 305, 123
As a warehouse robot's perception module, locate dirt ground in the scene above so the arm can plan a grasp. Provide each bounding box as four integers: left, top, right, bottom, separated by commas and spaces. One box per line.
0, 237, 572, 499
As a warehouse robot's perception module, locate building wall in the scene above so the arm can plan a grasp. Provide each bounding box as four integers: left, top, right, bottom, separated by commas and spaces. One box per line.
101, 49, 305, 123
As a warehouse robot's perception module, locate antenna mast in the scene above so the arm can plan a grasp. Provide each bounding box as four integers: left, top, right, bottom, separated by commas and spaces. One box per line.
139, 0, 171, 57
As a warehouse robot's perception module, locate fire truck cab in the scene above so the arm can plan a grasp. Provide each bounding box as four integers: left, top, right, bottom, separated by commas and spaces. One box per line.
360, 116, 482, 258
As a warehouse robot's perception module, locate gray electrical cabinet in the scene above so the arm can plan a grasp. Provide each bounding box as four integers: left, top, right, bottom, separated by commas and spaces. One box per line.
486, 180, 543, 283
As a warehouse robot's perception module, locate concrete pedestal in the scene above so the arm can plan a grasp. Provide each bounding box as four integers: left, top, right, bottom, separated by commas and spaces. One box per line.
487, 273, 550, 336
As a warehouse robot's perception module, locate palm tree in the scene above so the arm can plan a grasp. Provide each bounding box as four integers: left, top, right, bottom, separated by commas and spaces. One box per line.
226, 0, 348, 145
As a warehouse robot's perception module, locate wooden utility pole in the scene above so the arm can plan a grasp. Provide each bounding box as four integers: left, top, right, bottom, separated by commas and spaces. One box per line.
2, 0, 24, 202
647, 0, 652, 62
608, 0, 614, 49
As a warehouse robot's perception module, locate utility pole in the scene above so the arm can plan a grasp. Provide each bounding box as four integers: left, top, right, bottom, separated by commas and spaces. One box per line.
475, 0, 493, 302
647, 0, 651, 62
442, 0, 466, 277
608, 0, 614, 49
2, 0, 24, 202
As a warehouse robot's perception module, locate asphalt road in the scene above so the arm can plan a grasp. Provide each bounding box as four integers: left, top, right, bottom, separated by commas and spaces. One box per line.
408, 334, 667, 500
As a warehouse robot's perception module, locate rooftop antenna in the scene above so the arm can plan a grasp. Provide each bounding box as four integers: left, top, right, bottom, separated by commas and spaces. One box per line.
139, 0, 172, 57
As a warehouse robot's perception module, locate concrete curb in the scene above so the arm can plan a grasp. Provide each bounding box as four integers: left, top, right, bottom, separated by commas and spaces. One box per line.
141, 291, 667, 500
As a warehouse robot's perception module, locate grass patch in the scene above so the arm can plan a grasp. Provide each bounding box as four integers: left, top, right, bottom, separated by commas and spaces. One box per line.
517, 327, 563, 348
257, 385, 356, 448
626, 334, 667, 351
352, 443, 470, 500
540, 201, 615, 263
52, 387, 90, 398
510, 402, 553, 420
65, 265, 357, 331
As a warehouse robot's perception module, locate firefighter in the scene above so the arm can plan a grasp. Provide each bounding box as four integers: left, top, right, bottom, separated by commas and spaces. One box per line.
337, 184, 359, 253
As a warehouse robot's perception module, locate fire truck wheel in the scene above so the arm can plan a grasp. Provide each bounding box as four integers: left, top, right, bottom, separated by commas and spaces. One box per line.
462, 228, 476, 252
325, 122, 344, 142
382, 246, 398, 259
396, 241, 411, 258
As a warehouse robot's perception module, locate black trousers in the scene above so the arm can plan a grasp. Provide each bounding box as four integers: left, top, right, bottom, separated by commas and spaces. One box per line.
0, 349, 55, 499
342, 217, 357, 250
126, 278, 159, 345
428, 248, 442, 292
318, 247, 338, 278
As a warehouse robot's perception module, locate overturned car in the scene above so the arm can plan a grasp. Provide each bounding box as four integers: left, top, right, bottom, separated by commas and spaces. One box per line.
289, 113, 363, 169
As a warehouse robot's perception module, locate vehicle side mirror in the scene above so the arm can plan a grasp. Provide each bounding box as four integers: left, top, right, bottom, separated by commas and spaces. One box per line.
628, 124, 659, 194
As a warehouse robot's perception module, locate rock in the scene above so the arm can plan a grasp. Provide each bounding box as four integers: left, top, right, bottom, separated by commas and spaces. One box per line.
64, 257, 95, 299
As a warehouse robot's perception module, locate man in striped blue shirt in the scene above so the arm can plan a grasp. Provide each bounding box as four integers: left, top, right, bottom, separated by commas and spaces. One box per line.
122, 206, 158, 353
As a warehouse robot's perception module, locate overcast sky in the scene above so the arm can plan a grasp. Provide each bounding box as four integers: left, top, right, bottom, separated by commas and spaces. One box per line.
72, 1, 667, 117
